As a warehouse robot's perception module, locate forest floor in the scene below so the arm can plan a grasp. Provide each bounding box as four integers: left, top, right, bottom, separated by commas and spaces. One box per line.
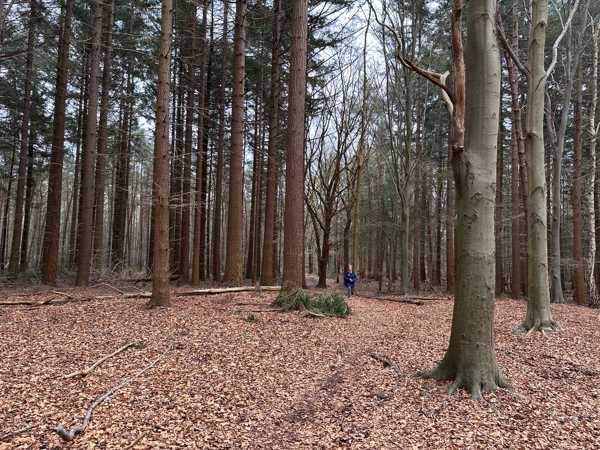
0, 282, 599, 449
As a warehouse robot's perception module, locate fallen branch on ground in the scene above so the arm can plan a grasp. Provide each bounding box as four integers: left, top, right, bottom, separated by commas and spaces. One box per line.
360, 295, 425, 306
55, 357, 161, 441
64, 342, 140, 379
0, 424, 32, 442
369, 353, 402, 377
124, 432, 147, 449
0, 286, 283, 307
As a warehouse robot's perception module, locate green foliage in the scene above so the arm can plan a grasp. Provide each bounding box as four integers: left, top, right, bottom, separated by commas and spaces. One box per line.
273, 289, 351, 318
244, 314, 259, 324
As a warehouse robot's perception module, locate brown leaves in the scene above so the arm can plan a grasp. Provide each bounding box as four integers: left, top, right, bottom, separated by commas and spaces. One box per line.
0, 288, 599, 448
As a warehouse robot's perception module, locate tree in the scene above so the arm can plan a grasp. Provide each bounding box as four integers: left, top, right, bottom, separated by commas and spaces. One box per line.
260, 0, 283, 286
76, 1, 104, 286
521, 0, 559, 332
41, 0, 75, 284
421, 0, 507, 399
223, 0, 247, 284
8, 0, 35, 274
148, 0, 173, 308
282, 0, 308, 291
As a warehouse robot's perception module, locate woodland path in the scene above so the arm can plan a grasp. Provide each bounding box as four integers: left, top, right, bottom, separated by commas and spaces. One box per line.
0, 286, 599, 449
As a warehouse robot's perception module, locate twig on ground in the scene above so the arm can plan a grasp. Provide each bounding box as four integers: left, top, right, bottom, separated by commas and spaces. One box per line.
370, 353, 402, 377
124, 432, 147, 449
0, 424, 33, 442
64, 342, 139, 379
55, 357, 161, 441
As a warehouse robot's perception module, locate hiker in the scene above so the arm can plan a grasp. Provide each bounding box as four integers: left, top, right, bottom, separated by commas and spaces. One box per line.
344, 265, 357, 297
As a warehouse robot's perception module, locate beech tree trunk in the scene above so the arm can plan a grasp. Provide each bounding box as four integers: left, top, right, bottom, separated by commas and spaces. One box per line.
149, 0, 173, 307
223, 0, 247, 284
41, 0, 74, 284
572, 63, 585, 305
422, 0, 506, 399
9, 0, 35, 274
586, 26, 599, 307
76, 0, 104, 286
522, 0, 557, 332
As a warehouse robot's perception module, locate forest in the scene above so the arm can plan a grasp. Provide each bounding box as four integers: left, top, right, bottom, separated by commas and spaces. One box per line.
1, 0, 599, 448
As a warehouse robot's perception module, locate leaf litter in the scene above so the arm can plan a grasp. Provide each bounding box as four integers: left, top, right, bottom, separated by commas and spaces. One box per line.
0, 286, 599, 449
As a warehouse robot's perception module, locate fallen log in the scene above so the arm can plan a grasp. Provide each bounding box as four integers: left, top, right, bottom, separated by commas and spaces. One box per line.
64, 342, 139, 379
55, 357, 161, 441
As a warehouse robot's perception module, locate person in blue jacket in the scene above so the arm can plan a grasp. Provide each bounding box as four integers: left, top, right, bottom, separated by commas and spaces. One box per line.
344, 264, 357, 297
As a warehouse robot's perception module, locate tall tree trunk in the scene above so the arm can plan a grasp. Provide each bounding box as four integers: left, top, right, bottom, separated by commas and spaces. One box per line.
20, 138, 34, 271
522, 0, 557, 331
282, 0, 308, 290
9, 0, 35, 274
586, 26, 599, 307
92, 0, 115, 271
572, 63, 585, 305
223, 0, 247, 284
422, 0, 506, 399
192, 0, 211, 285
446, 0, 466, 294
41, 0, 74, 284
112, 75, 133, 269
149, 0, 173, 307
0, 142, 16, 270
261, 0, 282, 285
76, 1, 104, 286
495, 98, 504, 294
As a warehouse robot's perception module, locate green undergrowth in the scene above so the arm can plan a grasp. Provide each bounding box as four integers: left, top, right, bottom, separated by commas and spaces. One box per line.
273, 289, 351, 318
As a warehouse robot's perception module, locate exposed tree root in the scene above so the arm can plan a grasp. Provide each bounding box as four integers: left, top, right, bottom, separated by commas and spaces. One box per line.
515, 319, 561, 336
418, 362, 509, 400
55, 358, 161, 441
369, 353, 402, 377
63, 342, 141, 379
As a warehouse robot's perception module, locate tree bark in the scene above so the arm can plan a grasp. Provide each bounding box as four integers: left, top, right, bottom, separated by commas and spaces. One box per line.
149, 0, 173, 307
282, 0, 308, 290
41, 0, 74, 283
572, 63, 585, 305
261, 0, 283, 285
76, 0, 104, 286
522, 0, 557, 331
9, 0, 35, 274
92, 0, 115, 271
223, 0, 247, 284
586, 26, 599, 307
210, 0, 228, 282
421, 0, 506, 399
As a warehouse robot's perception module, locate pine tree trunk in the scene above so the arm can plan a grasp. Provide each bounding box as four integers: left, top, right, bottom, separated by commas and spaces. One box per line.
76, 1, 104, 286
210, 0, 228, 282
9, 0, 35, 274
149, 0, 173, 307
20, 139, 34, 271
422, 0, 506, 399
282, 0, 308, 290
261, 0, 282, 285
495, 99, 504, 294
41, 0, 75, 284
223, 0, 247, 284
522, 0, 557, 331
92, 0, 115, 271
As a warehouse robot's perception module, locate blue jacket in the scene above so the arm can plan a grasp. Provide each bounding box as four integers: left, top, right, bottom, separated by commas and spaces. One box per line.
344, 271, 357, 288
